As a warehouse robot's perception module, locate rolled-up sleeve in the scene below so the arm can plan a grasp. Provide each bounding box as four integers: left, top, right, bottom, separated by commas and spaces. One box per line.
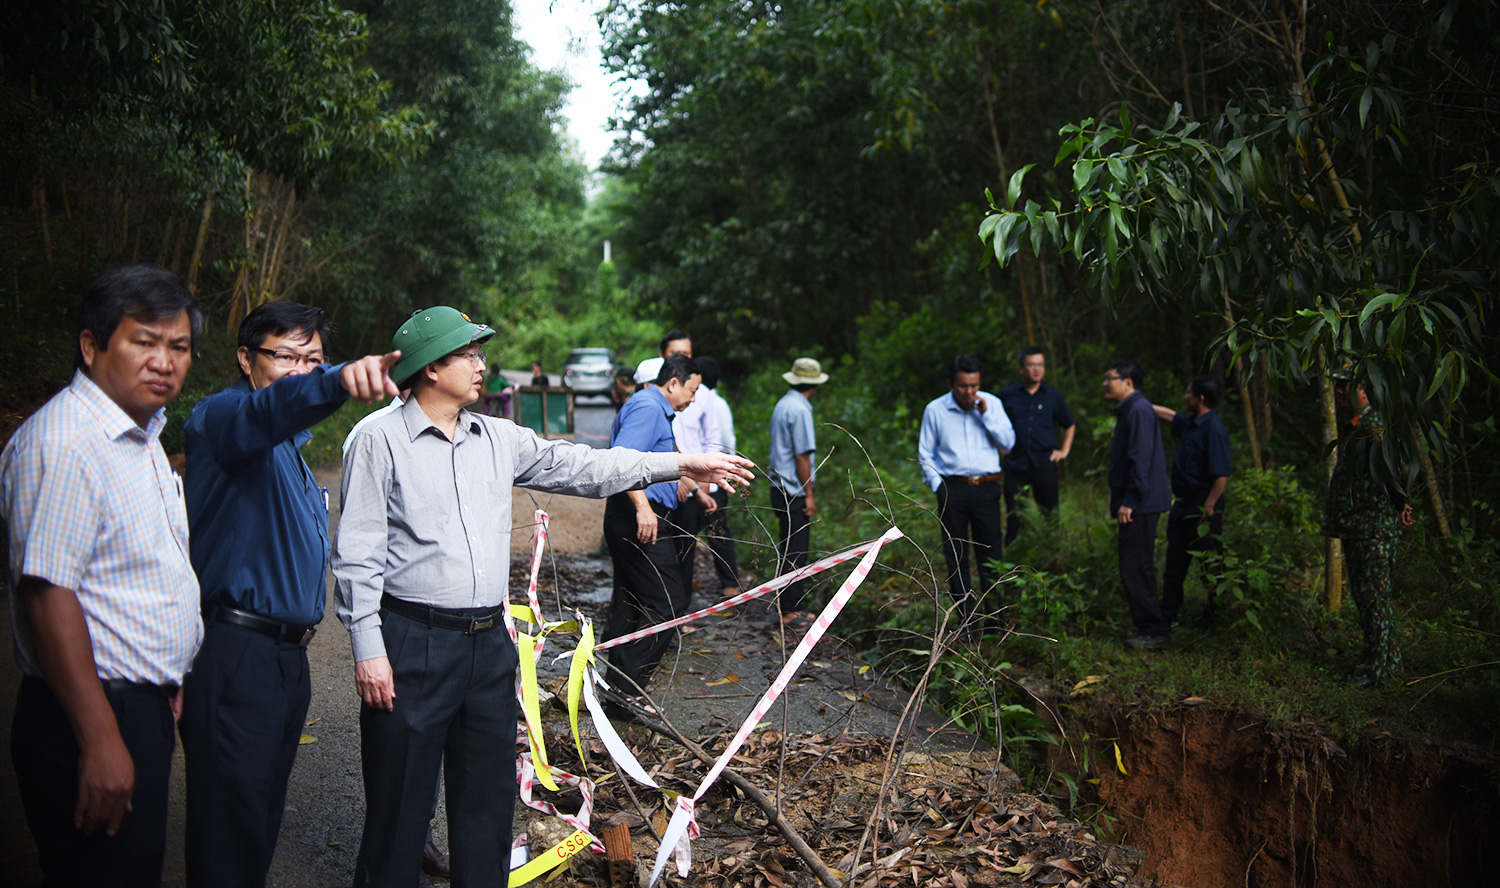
333, 430, 394, 662
982, 394, 1016, 453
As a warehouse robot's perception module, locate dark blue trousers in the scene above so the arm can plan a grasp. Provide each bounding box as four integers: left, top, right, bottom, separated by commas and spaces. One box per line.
771, 486, 812, 613
602, 494, 689, 694
1118, 511, 1167, 637
180, 620, 310, 888
11, 676, 175, 888
354, 606, 519, 888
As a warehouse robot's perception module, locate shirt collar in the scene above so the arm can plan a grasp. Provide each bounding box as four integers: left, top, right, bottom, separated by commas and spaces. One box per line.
69, 369, 166, 443
1114, 390, 1144, 415
645, 384, 676, 420
399, 395, 482, 442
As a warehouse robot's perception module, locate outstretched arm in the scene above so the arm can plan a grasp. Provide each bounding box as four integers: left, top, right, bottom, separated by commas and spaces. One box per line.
678, 452, 755, 493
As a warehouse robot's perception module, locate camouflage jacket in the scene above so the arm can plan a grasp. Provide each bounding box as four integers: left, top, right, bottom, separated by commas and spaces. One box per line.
1324, 405, 1402, 541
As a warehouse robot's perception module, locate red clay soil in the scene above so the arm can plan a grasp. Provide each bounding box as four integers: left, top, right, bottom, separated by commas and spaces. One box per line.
1071, 706, 1498, 888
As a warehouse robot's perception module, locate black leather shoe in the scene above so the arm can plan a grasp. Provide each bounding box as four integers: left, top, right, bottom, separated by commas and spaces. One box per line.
1124, 633, 1172, 650
422, 839, 451, 877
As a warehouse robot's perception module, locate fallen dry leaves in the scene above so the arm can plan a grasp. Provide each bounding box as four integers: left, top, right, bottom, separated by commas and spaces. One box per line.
535, 729, 1147, 888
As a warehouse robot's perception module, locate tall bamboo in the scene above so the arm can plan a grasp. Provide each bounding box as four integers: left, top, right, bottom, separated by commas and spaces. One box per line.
1318, 353, 1343, 611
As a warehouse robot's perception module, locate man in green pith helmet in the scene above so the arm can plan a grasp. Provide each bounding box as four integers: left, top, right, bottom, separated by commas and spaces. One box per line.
1323, 359, 1415, 686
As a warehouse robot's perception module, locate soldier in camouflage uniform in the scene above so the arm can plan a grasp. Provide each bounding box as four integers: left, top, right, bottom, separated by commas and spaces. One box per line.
1323, 368, 1414, 684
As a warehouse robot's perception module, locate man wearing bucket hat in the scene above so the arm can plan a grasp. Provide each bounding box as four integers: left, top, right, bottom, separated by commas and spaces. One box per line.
334, 307, 754, 888
769, 357, 828, 626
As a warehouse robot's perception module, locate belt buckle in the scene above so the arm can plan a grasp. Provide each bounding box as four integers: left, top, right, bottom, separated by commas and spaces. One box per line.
965, 475, 981, 485
297, 627, 317, 648
466, 616, 495, 635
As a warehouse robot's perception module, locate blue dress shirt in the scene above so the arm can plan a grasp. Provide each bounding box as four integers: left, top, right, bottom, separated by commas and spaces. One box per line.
185, 366, 351, 625
610, 385, 678, 508
1168, 410, 1233, 493
997, 382, 1076, 472
917, 391, 1016, 491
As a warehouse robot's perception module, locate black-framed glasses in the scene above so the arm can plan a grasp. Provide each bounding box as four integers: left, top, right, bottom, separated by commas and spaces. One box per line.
1102, 374, 1123, 382
253, 347, 325, 369
447, 349, 487, 367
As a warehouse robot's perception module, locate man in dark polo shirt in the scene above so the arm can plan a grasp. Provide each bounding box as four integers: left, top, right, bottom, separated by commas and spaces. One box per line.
181, 302, 399, 887
1104, 359, 1171, 648
997, 347, 1076, 545
1153, 376, 1232, 628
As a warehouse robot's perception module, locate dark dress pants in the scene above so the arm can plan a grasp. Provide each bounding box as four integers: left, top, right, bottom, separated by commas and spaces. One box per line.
1161, 490, 1226, 624
602, 494, 689, 694
180, 620, 311, 888
1003, 461, 1060, 544
771, 485, 812, 613
671, 496, 706, 598
354, 606, 519, 888
1118, 511, 1168, 637
935, 480, 1005, 620
11, 676, 175, 888
706, 487, 741, 590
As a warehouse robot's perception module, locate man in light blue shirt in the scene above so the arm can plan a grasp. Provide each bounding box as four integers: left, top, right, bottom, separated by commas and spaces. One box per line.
918, 355, 1015, 637
769, 357, 826, 621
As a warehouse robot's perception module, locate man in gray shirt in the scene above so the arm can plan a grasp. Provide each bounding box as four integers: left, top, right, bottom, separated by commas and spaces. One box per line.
768, 357, 827, 623
334, 307, 753, 888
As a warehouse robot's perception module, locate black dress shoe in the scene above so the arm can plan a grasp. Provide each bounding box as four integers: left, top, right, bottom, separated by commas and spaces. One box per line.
1124, 633, 1172, 650
422, 839, 451, 877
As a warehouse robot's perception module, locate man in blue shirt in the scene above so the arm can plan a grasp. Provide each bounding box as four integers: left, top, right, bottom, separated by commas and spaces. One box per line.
1153, 376, 1232, 628
768, 357, 826, 623
181, 302, 399, 887
918, 355, 1015, 636
1104, 360, 1172, 648
997, 347, 1076, 545
602, 354, 703, 715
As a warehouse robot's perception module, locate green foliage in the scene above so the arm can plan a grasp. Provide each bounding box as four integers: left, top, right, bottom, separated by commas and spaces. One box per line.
978, 26, 1499, 501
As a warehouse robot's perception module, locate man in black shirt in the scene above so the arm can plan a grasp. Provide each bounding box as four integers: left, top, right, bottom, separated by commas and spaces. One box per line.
1153, 376, 1232, 627
997, 347, 1076, 545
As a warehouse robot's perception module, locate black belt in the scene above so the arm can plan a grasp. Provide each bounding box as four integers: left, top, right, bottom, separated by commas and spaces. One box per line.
380, 594, 504, 635
102, 678, 180, 698
943, 473, 1003, 485
209, 606, 317, 649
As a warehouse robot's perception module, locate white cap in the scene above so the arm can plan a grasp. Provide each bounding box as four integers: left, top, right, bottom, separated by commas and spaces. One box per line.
634, 357, 665, 385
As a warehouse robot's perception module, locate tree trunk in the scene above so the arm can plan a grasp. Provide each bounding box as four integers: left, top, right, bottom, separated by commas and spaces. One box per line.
186, 196, 214, 294
34, 179, 54, 271
1318, 353, 1343, 612
1223, 292, 1262, 470
1418, 445, 1451, 539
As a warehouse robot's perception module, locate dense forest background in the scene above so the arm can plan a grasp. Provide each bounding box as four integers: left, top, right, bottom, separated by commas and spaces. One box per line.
3, 0, 1498, 753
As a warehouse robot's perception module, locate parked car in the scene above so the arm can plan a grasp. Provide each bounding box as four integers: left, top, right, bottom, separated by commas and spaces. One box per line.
562, 347, 617, 393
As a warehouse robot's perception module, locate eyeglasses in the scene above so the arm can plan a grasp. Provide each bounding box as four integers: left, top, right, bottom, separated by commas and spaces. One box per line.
447, 350, 487, 367
254, 347, 325, 369
1102, 374, 1123, 383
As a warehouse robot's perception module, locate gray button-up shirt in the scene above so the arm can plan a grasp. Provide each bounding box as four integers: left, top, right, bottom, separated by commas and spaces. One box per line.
334, 397, 679, 662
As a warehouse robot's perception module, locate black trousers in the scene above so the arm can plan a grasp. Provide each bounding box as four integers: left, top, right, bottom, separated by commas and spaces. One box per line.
1003, 461, 1060, 544
180, 620, 311, 888
706, 487, 741, 590
1117, 511, 1167, 637
771, 485, 812, 613
671, 496, 706, 598
935, 480, 1005, 619
11, 676, 175, 888
602, 494, 689, 694
353, 606, 519, 888
1162, 490, 1226, 623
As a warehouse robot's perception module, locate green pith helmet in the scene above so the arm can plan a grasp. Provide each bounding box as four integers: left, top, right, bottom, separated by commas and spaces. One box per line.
1329, 355, 1356, 381
390, 306, 495, 387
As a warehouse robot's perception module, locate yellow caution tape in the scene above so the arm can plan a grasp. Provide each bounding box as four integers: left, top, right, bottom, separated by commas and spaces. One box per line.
516, 632, 559, 792
568, 618, 595, 767
507, 828, 595, 887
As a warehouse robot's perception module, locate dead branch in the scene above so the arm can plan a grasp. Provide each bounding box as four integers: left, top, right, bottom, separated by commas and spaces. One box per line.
637, 717, 843, 888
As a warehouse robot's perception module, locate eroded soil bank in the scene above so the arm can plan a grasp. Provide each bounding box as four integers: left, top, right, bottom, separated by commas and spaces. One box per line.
1055, 704, 1499, 887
